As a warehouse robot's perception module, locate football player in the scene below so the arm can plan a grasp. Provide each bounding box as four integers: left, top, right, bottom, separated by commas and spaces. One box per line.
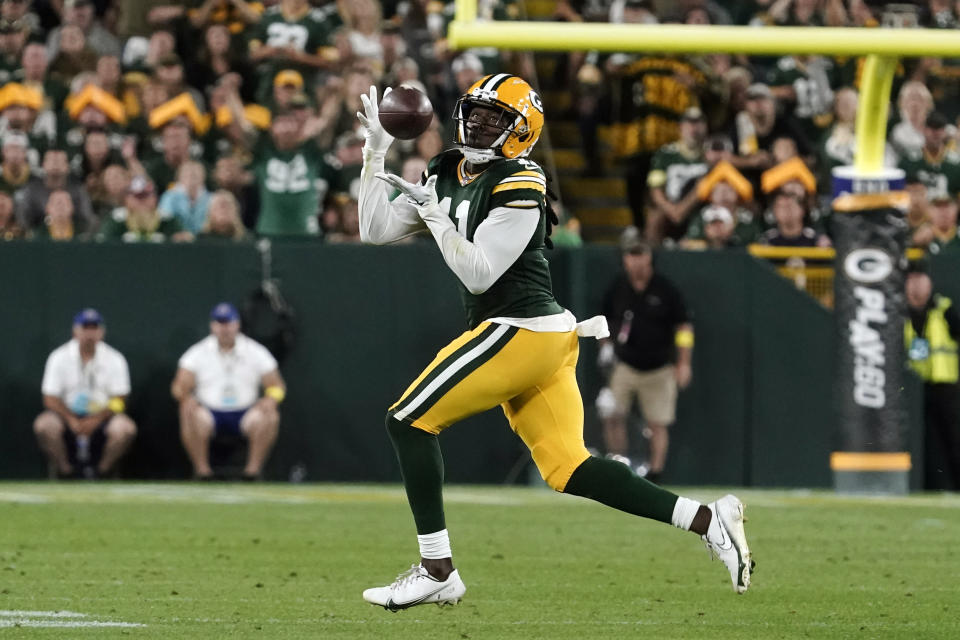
356, 74, 753, 609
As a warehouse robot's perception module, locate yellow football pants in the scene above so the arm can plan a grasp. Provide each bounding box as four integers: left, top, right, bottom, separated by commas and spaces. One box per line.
389, 322, 591, 491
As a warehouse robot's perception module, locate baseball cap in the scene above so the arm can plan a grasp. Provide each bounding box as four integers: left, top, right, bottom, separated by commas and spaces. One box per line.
746, 83, 773, 100
619, 226, 650, 254
274, 69, 304, 88
73, 308, 104, 327
925, 111, 949, 130
210, 302, 240, 323
702, 204, 733, 225
681, 106, 705, 122
128, 175, 155, 197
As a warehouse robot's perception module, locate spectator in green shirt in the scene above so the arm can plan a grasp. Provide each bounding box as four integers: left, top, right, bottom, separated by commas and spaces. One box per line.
225, 81, 331, 237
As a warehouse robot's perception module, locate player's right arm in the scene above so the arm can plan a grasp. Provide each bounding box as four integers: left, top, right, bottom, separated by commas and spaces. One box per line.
356, 85, 426, 244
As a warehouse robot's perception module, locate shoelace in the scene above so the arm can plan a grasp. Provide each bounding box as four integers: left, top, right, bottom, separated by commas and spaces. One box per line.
391, 564, 426, 588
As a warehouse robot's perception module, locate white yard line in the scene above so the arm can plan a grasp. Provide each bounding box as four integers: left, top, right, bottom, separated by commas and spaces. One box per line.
0, 620, 146, 628
0, 610, 146, 628
0, 483, 957, 509
0, 610, 86, 617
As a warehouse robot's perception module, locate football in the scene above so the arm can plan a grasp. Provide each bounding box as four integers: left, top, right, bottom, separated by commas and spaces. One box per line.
378, 86, 434, 140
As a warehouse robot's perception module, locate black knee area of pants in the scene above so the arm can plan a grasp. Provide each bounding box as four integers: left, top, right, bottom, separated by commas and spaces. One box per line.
385, 411, 436, 445
385, 411, 402, 438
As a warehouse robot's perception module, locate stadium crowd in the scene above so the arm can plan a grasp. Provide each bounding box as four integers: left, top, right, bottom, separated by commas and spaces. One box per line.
0, 0, 957, 253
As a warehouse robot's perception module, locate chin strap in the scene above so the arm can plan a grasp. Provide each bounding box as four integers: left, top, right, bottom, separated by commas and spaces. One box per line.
459, 145, 497, 165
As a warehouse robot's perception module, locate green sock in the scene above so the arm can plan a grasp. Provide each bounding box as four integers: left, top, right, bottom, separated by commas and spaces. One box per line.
563, 456, 678, 524
386, 413, 446, 535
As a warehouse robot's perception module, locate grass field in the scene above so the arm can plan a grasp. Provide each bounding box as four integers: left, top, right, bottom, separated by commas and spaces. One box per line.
0, 483, 958, 639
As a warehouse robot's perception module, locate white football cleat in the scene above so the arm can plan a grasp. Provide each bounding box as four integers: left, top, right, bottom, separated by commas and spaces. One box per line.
363, 564, 466, 611
702, 494, 753, 594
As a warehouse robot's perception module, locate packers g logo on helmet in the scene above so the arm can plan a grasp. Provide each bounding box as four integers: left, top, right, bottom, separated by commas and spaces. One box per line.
453, 74, 545, 160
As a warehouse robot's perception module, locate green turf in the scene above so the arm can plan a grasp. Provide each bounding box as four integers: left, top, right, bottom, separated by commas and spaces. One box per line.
0, 483, 958, 639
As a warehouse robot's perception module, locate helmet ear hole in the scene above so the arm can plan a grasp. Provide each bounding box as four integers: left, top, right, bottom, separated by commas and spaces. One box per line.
517, 133, 530, 142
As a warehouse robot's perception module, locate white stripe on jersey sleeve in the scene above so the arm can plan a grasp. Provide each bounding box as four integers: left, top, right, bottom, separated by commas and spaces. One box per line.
505, 199, 540, 208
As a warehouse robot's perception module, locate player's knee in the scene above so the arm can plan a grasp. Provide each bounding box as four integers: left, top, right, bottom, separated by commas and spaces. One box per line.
385, 411, 406, 439
385, 411, 432, 442
534, 448, 592, 492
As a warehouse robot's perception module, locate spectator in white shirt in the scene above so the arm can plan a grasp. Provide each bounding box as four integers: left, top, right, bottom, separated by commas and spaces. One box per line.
170, 303, 285, 480
33, 308, 137, 479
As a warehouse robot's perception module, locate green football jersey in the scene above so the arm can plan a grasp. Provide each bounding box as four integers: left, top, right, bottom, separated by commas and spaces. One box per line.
426, 150, 563, 329
899, 148, 960, 197
766, 56, 835, 143
250, 5, 340, 99
646, 142, 707, 202
252, 134, 323, 236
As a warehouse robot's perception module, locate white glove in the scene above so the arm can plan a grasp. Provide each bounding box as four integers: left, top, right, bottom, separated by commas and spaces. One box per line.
376, 172, 440, 216
357, 85, 394, 155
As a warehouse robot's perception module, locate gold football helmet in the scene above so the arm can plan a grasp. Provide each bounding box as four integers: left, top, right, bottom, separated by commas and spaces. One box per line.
453, 74, 545, 161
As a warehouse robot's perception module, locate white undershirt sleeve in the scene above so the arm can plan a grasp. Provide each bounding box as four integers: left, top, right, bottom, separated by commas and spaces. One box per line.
358, 149, 426, 244
419, 203, 540, 295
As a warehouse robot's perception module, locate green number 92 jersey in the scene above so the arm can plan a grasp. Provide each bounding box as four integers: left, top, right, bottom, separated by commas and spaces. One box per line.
426, 149, 563, 329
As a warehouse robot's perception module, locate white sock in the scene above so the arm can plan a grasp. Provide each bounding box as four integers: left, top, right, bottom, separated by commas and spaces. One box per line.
417, 529, 452, 560
671, 497, 701, 531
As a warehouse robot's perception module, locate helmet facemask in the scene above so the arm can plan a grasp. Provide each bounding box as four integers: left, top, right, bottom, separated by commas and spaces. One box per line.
453, 96, 527, 164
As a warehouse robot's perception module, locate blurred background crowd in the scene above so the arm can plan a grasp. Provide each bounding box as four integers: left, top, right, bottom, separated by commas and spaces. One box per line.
0, 0, 957, 255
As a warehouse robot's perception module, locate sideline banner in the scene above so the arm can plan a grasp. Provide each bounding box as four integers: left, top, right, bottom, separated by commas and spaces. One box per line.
830, 167, 910, 491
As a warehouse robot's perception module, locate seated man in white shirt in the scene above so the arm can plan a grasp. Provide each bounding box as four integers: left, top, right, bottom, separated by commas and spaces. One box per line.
33, 308, 137, 479
171, 303, 285, 480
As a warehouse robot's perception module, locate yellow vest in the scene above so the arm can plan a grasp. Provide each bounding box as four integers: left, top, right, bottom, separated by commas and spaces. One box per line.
904, 296, 959, 383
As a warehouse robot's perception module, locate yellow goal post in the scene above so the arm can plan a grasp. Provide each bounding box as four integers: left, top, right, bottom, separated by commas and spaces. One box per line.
448, 0, 960, 174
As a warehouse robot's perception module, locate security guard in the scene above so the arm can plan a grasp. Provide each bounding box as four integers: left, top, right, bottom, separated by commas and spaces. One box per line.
905, 261, 960, 489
